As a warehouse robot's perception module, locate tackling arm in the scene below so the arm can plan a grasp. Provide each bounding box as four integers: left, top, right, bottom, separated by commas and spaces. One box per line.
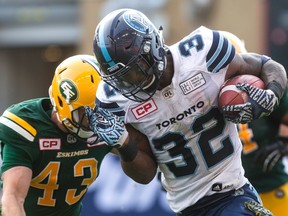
117, 124, 157, 184
86, 106, 157, 184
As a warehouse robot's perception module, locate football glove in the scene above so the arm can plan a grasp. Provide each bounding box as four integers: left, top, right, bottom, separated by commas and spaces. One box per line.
223, 103, 253, 124
85, 106, 128, 148
256, 139, 288, 173
223, 83, 279, 124
244, 201, 273, 216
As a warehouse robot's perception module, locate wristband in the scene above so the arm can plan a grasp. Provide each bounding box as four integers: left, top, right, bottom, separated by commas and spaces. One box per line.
261, 55, 271, 65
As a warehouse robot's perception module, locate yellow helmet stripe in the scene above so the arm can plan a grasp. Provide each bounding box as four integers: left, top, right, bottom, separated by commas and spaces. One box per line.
0, 111, 37, 141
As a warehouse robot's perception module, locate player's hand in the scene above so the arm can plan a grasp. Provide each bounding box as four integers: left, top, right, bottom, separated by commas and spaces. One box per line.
85, 106, 128, 148
223, 83, 279, 124
238, 83, 279, 117
256, 139, 288, 173
222, 103, 253, 124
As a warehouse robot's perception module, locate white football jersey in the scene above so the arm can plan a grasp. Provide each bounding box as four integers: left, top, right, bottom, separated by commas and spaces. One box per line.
96, 26, 248, 212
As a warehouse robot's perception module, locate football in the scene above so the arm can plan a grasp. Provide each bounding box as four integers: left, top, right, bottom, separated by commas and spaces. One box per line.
218, 75, 265, 115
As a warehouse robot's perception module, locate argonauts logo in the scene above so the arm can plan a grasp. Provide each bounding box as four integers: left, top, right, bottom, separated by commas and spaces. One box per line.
123, 11, 153, 34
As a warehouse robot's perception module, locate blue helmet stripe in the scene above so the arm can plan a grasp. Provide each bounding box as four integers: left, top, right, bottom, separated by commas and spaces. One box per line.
98, 25, 116, 67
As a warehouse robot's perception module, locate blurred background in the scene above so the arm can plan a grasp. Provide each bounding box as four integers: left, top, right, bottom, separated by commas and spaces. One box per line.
0, 0, 287, 215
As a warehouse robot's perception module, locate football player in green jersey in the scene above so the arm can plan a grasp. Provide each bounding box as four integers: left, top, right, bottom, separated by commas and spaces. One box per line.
0, 55, 157, 216
223, 31, 288, 216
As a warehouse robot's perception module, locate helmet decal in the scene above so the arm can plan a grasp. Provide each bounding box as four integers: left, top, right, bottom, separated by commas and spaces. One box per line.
123, 11, 153, 34
59, 79, 78, 104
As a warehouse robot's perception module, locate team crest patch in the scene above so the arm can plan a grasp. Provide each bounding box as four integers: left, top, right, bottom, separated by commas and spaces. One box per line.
179, 73, 206, 95
39, 138, 61, 150
131, 99, 158, 120
59, 79, 78, 103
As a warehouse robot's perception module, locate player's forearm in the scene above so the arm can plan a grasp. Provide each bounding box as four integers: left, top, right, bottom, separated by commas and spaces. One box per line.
117, 140, 157, 184
1, 194, 26, 216
239, 53, 287, 99
120, 150, 157, 184
260, 57, 287, 99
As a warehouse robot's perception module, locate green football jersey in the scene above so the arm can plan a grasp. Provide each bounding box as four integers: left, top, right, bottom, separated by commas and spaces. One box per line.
0, 98, 113, 216
239, 89, 288, 193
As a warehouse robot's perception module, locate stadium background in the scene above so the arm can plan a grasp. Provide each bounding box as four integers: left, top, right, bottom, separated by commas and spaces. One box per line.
0, 0, 287, 215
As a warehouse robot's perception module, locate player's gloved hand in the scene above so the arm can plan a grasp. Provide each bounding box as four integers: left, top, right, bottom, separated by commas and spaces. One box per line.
223, 83, 279, 124
256, 139, 288, 173
85, 106, 128, 148
244, 201, 273, 216
222, 103, 253, 124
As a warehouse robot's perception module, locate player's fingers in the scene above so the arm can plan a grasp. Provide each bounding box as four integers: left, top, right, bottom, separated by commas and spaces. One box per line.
222, 103, 247, 112
235, 83, 253, 92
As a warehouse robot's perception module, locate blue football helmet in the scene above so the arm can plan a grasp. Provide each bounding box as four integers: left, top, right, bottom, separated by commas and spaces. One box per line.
93, 8, 166, 102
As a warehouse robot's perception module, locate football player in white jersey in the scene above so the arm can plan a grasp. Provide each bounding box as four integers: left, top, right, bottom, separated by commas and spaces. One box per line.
91, 8, 287, 216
